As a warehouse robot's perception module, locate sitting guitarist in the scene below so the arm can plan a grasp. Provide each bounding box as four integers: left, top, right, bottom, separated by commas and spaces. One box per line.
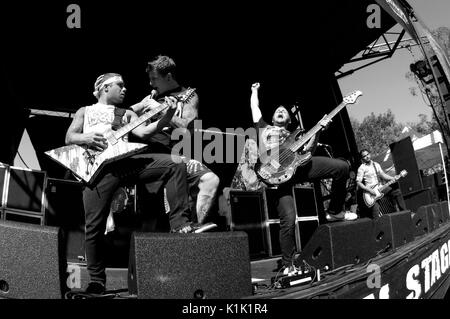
356, 149, 406, 218
250, 83, 357, 275
130, 55, 220, 226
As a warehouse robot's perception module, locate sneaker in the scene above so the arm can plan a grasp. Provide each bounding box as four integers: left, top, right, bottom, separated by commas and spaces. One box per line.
171, 222, 217, 234
192, 222, 217, 233
171, 223, 194, 233
85, 282, 105, 295
326, 211, 358, 222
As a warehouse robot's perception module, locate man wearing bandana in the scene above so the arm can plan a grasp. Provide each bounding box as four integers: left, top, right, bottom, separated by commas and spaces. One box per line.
249, 82, 357, 275
65, 73, 210, 295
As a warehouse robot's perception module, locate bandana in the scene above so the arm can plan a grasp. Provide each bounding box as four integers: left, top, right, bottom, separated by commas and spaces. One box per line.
93, 75, 123, 98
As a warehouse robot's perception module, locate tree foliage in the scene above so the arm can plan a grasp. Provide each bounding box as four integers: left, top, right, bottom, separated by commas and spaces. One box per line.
351, 109, 403, 157
407, 113, 439, 136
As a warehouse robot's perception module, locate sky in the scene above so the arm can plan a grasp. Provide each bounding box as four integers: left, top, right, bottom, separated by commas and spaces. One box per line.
339, 0, 450, 125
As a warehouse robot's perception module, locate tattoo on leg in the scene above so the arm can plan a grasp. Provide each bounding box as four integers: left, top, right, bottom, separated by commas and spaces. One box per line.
196, 194, 213, 224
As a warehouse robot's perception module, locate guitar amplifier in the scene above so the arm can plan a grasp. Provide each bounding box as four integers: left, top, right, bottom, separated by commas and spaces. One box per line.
293, 185, 319, 218
2, 166, 47, 225
296, 218, 320, 250
229, 190, 270, 259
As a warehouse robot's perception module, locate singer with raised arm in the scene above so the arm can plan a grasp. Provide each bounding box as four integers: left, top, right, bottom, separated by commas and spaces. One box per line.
249, 82, 357, 275
356, 149, 406, 219
129, 55, 220, 227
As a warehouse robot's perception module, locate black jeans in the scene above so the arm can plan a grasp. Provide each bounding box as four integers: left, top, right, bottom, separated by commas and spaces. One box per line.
82, 153, 190, 285
275, 156, 349, 267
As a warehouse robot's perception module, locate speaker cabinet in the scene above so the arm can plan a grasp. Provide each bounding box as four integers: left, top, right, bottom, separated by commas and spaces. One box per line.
2, 166, 47, 225
421, 174, 436, 189
293, 185, 319, 218
296, 218, 374, 271
412, 205, 436, 236
371, 211, 414, 253
5, 167, 46, 213
434, 171, 446, 186
0, 164, 7, 209
268, 221, 281, 256
0, 220, 66, 299
229, 190, 269, 258
419, 202, 447, 228
439, 201, 450, 222
128, 231, 252, 299
403, 187, 439, 213
296, 218, 320, 250
390, 137, 423, 194
264, 187, 280, 220
45, 178, 85, 262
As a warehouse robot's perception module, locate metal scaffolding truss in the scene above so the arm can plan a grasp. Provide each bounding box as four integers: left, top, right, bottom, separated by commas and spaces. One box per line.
28, 108, 76, 119
335, 29, 428, 79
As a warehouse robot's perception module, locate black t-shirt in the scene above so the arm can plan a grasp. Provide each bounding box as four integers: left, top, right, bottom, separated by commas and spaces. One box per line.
148, 86, 186, 154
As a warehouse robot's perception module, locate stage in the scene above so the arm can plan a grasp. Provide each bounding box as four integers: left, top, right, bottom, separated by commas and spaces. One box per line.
60, 211, 450, 300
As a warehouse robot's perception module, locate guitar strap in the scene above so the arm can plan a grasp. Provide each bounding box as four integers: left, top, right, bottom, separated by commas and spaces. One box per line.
372, 161, 380, 185
112, 107, 127, 131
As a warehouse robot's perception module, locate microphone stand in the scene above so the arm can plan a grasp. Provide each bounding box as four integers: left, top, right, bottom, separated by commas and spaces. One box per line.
321, 144, 333, 158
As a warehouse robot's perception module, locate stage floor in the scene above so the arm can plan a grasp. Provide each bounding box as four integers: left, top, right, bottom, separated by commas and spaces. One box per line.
66, 256, 283, 299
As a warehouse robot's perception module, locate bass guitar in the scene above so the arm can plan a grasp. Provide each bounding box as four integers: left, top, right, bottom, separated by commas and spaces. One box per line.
45, 88, 196, 185
255, 90, 362, 186
363, 170, 407, 207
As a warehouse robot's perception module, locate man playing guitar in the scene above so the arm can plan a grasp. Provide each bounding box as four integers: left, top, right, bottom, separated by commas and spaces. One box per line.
250, 82, 357, 276
130, 55, 220, 227
356, 149, 406, 218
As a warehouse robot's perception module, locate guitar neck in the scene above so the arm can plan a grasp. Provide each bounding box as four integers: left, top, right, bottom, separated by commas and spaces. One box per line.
290, 100, 348, 152
113, 102, 168, 140
379, 176, 399, 192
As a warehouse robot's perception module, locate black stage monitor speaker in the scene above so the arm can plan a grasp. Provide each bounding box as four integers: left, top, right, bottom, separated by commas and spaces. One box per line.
412, 205, 437, 237
390, 137, 422, 194
371, 211, 414, 253
296, 219, 374, 271
418, 202, 447, 229
128, 231, 252, 299
403, 187, 439, 213
0, 220, 66, 299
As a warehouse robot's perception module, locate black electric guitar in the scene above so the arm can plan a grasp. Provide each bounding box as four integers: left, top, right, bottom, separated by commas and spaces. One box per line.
255, 90, 362, 186
362, 170, 408, 207
45, 88, 196, 185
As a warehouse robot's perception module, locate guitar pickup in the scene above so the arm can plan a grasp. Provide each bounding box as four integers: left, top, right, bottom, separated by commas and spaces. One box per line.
270, 159, 280, 170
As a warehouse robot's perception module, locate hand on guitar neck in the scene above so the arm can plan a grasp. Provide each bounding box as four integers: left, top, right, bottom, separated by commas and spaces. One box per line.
318, 114, 332, 130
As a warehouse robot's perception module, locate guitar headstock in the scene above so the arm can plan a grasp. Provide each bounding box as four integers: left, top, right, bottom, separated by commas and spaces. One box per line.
176, 87, 196, 103
343, 90, 363, 105
399, 170, 408, 177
